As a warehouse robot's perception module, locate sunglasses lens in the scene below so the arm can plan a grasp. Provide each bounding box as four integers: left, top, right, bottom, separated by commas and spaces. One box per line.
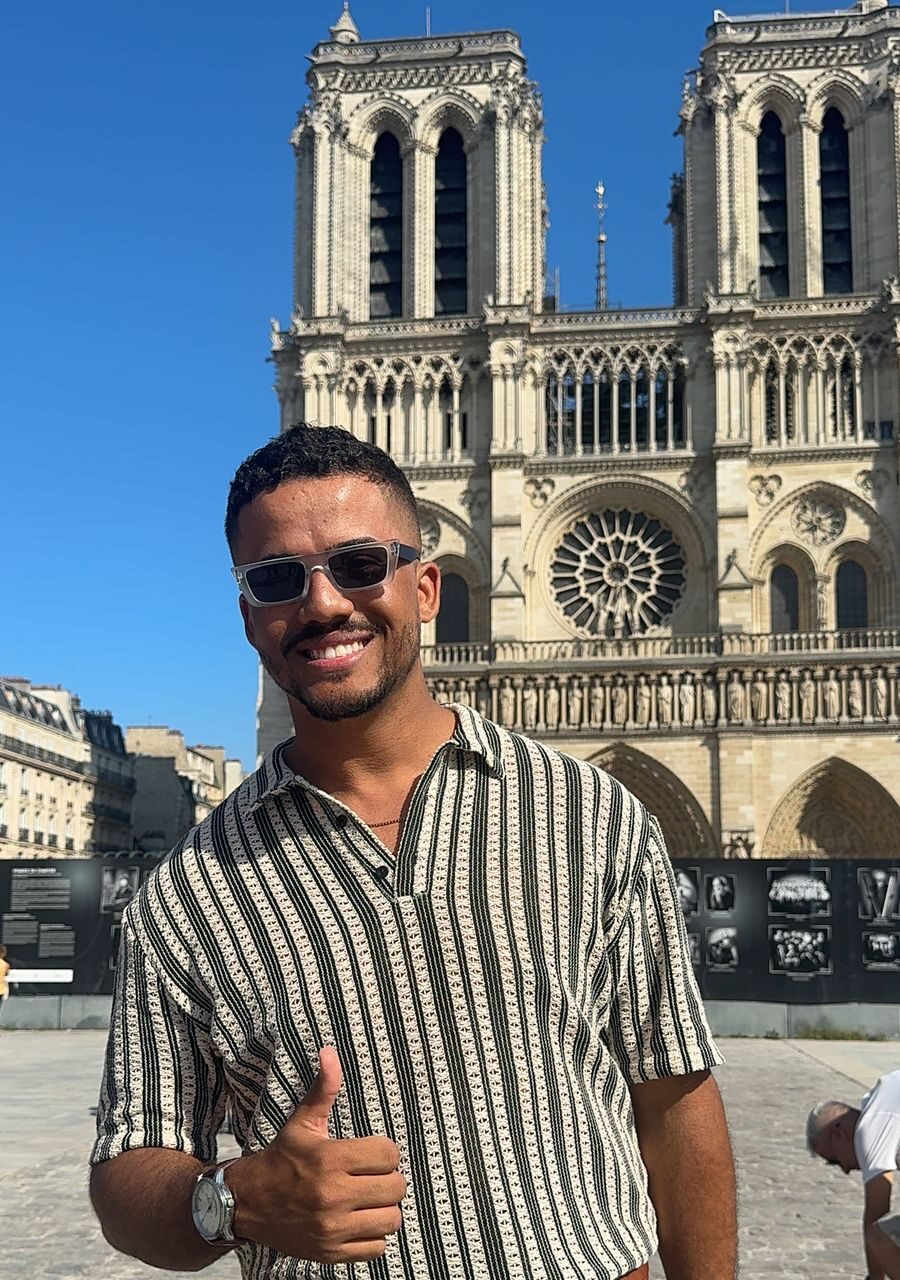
245, 560, 307, 604
329, 545, 390, 589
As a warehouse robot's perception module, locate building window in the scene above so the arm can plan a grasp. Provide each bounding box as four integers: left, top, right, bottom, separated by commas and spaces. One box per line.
771, 565, 799, 633
369, 132, 403, 319
758, 111, 789, 299
820, 107, 852, 295
836, 560, 868, 630
436, 573, 470, 644
435, 128, 467, 315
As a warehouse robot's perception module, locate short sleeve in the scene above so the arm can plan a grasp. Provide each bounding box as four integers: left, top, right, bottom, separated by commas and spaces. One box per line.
603, 816, 723, 1084
855, 1108, 900, 1183
90, 909, 227, 1165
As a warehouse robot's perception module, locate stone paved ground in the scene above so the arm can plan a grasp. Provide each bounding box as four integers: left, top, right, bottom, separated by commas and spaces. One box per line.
1, 1030, 897, 1279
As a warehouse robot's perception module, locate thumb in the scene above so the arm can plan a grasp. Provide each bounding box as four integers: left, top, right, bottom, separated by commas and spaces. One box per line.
289, 1046, 343, 1136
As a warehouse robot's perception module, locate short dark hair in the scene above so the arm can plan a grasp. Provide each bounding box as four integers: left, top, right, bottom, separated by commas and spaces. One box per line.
225, 423, 420, 554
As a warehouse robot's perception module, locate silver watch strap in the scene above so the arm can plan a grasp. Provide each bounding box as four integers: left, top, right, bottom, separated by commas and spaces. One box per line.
209, 1157, 240, 1244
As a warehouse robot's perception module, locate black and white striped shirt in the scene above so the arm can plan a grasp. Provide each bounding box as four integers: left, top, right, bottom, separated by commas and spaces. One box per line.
92, 705, 721, 1280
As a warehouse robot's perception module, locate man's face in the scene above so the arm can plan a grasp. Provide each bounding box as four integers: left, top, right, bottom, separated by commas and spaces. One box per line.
817, 1117, 859, 1175
233, 474, 441, 723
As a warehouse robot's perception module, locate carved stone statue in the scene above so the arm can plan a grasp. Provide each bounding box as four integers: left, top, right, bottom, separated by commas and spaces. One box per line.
873, 669, 888, 720
568, 682, 584, 730
522, 683, 538, 731
726, 674, 744, 723
679, 673, 695, 725
848, 671, 863, 719
590, 680, 604, 728
702, 675, 718, 726
657, 675, 673, 726
750, 676, 768, 722
635, 677, 651, 727
823, 670, 840, 721
500, 679, 516, 727
800, 672, 816, 723
545, 682, 561, 731
775, 675, 791, 722
611, 678, 627, 727
477, 680, 491, 718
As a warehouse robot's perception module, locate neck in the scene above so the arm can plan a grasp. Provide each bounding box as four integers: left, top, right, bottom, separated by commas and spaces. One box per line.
284, 672, 456, 795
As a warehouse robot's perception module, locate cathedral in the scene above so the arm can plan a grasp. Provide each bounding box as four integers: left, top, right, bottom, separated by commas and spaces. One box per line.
262, 0, 900, 860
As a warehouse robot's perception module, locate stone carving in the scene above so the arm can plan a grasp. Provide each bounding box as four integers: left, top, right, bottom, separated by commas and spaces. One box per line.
419, 512, 440, 559
791, 495, 846, 546
722, 831, 754, 860
476, 680, 491, 718
856, 468, 889, 499
823, 670, 840, 722
873, 670, 888, 720
590, 680, 604, 728
568, 681, 584, 730
748, 474, 782, 507
800, 673, 816, 724
611, 678, 627, 727
775, 674, 791, 722
750, 676, 768, 722
545, 682, 560, 731
679, 674, 695, 726
726, 673, 745, 723
848, 670, 863, 719
523, 477, 555, 509
500, 679, 516, 727
522, 684, 538, 731
550, 509, 686, 638
635, 677, 651, 727
459, 485, 489, 520
702, 675, 718, 726
657, 676, 673, 726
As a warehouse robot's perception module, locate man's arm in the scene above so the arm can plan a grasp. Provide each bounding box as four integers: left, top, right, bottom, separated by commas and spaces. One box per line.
629, 1069, 737, 1280
863, 1172, 897, 1280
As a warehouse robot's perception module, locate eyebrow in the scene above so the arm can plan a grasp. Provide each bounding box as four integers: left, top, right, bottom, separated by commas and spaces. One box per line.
252, 536, 380, 564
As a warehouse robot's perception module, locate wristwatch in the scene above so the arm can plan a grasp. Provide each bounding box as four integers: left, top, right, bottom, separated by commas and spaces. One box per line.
191, 1159, 239, 1244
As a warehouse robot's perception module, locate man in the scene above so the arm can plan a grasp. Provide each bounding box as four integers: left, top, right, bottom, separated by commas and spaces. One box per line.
807, 1070, 900, 1279
90, 424, 737, 1279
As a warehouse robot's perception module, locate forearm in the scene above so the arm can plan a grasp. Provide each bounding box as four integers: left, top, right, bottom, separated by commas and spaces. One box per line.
631, 1071, 737, 1280
89, 1148, 233, 1271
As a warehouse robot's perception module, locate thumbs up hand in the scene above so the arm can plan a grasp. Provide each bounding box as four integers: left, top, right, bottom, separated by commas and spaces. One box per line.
225, 1047, 407, 1264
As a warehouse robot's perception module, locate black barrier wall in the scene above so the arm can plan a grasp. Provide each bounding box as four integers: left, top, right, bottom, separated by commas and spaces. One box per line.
1, 856, 898, 1002
672, 859, 900, 1004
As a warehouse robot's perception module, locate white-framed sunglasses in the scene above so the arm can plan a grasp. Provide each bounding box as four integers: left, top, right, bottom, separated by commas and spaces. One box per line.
232, 540, 419, 608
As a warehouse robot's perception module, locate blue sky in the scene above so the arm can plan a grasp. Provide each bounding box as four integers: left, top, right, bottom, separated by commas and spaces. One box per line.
1, 0, 837, 769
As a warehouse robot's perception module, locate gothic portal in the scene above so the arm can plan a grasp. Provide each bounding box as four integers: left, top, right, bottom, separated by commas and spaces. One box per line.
262, 0, 900, 858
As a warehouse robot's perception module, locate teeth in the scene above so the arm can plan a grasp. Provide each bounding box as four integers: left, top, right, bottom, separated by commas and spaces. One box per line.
306, 640, 367, 661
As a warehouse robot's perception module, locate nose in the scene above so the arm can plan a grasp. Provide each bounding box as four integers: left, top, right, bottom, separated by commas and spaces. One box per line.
299, 564, 355, 623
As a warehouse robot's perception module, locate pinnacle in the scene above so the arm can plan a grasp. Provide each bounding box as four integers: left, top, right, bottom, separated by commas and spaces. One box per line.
329, 1, 360, 44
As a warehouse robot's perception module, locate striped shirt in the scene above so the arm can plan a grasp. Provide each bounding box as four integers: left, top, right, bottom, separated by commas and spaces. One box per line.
92, 704, 721, 1280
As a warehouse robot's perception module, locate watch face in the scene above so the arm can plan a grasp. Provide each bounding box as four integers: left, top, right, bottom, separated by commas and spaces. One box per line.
192, 1178, 224, 1241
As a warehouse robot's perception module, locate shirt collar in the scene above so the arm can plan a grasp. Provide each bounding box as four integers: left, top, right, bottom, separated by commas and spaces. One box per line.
248, 702, 505, 814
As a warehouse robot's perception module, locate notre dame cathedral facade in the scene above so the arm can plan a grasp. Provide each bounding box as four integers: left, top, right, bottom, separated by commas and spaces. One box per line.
262, 0, 900, 860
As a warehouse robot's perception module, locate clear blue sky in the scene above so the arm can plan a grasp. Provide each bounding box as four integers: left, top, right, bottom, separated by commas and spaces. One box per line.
1, 0, 838, 769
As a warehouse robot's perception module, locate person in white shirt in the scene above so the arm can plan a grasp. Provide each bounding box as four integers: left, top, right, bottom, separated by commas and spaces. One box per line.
807, 1070, 900, 1280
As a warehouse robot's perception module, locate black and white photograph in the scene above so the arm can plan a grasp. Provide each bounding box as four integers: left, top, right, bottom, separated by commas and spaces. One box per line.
705, 927, 739, 971
767, 867, 831, 918
705, 873, 735, 914
769, 926, 832, 977
99, 867, 140, 915
857, 868, 900, 923
687, 933, 701, 967
862, 931, 900, 971
675, 866, 699, 916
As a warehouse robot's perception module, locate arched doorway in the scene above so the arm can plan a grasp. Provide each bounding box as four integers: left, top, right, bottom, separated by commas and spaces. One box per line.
591, 744, 716, 858
436, 573, 470, 643
761, 758, 900, 858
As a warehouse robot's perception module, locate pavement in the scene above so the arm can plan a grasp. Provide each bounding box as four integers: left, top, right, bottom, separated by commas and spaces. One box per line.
1, 1030, 897, 1280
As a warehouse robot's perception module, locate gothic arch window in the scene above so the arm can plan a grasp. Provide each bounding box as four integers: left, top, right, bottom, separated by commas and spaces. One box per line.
369, 132, 403, 319
617, 370, 632, 451
545, 369, 576, 454
764, 362, 779, 442
758, 111, 789, 299
836, 559, 868, 630
436, 573, 470, 643
580, 372, 595, 451
635, 367, 650, 449
770, 564, 799, 633
434, 128, 467, 315
820, 107, 853, 295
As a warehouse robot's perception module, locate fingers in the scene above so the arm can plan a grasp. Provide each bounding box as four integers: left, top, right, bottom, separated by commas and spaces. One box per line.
286, 1046, 344, 1134
337, 1135, 402, 1176
336, 1171, 407, 1210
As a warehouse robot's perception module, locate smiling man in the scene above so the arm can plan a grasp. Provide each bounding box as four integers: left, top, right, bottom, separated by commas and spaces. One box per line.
89, 424, 736, 1280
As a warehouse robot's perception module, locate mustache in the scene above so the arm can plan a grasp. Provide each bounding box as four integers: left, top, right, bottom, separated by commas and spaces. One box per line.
282, 620, 382, 656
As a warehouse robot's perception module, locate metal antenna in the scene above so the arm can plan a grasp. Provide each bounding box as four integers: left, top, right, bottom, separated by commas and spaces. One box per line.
425, 6, 431, 34
595, 181, 609, 311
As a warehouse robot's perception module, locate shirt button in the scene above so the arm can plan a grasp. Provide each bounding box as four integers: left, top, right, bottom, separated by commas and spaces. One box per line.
373, 865, 389, 882
334, 814, 349, 830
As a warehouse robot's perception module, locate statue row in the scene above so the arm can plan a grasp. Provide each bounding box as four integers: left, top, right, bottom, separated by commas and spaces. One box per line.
431, 665, 900, 732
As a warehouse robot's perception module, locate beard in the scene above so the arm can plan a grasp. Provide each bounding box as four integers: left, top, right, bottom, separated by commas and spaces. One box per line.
261, 619, 421, 722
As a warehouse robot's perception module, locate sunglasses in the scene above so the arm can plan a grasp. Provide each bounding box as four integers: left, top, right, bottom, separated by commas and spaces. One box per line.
232, 540, 419, 608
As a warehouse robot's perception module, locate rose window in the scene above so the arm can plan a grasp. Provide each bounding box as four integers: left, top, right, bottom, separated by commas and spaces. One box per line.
550, 509, 686, 636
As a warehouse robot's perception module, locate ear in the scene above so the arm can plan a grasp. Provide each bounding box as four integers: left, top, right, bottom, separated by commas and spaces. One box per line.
416, 560, 442, 624
239, 594, 259, 651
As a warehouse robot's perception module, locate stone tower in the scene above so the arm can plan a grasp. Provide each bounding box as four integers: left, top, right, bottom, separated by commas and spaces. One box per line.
261, 3, 900, 863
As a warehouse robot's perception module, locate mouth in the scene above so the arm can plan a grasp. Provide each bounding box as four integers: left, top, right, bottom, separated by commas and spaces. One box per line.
295, 635, 375, 673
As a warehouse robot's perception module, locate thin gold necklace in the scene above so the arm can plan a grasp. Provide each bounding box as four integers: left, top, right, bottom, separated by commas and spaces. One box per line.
368, 816, 402, 829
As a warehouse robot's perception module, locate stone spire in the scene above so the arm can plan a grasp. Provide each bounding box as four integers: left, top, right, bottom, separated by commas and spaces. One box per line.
329, 2, 360, 44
